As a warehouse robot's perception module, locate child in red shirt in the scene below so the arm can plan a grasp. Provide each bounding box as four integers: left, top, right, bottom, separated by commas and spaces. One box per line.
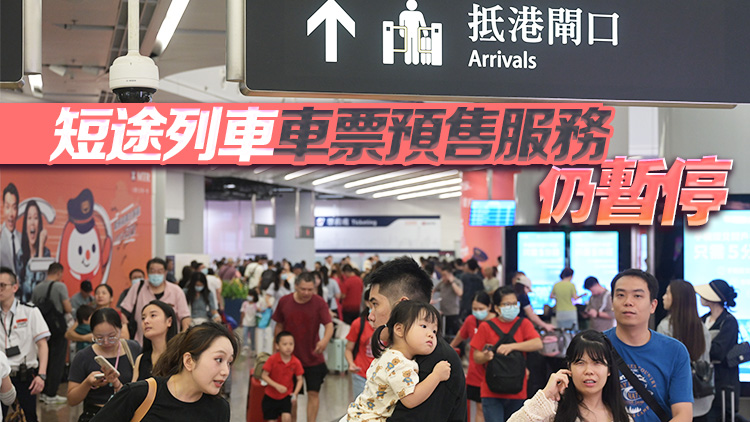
261, 331, 304, 422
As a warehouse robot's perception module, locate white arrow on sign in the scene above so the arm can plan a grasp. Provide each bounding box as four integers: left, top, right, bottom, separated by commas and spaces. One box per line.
307, 0, 355, 63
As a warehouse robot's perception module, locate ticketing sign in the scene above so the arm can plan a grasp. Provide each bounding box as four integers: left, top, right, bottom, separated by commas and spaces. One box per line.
244, 0, 750, 104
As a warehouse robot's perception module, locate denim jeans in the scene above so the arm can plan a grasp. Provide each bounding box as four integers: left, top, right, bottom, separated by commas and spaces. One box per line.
481, 397, 523, 422
351, 374, 367, 400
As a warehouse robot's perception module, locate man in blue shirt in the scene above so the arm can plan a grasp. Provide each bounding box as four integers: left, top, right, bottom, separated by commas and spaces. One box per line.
605, 269, 693, 422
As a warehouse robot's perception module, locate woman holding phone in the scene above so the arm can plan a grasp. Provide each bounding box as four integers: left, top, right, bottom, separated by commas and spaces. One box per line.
67, 308, 141, 422
90, 322, 237, 422
507, 330, 631, 422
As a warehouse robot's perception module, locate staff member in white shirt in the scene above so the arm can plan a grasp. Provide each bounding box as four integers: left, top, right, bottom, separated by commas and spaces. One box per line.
0, 267, 49, 422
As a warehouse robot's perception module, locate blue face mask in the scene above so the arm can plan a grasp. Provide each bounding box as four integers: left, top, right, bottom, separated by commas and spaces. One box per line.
148, 274, 164, 287
472, 309, 489, 321
131, 278, 143, 287
280, 273, 288, 281
500, 305, 520, 321
195, 285, 204, 292
201, 268, 208, 275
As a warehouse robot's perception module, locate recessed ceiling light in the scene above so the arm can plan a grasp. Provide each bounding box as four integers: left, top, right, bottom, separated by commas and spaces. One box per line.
356, 170, 460, 194
372, 178, 462, 198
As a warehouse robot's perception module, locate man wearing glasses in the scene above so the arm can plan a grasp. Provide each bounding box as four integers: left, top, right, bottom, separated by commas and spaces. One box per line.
30, 262, 72, 405
0, 267, 50, 422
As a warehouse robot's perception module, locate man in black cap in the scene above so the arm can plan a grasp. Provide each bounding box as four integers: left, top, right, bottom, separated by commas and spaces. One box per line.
70, 280, 95, 314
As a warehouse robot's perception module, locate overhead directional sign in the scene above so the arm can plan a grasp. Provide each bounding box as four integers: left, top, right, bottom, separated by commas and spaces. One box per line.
245, 0, 750, 104
0, 0, 24, 85
307, 0, 355, 63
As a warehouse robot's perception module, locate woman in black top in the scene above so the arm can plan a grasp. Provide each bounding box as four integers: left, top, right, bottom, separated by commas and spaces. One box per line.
67, 308, 141, 422
132, 300, 178, 382
695, 279, 740, 422
91, 321, 238, 422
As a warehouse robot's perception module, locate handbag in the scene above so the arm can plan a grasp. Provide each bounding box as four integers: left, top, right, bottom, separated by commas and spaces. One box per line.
726, 341, 750, 368
256, 308, 272, 329
691, 360, 715, 398
5, 399, 26, 422
130, 378, 157, 422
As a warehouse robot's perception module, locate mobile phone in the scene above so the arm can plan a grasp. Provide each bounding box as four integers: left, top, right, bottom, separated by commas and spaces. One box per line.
483, 344, 494, 352
93, 374, 106, 381
94, 356, 121, 378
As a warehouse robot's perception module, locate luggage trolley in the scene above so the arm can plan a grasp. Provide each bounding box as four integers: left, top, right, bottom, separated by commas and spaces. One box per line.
383, 21, 442, 66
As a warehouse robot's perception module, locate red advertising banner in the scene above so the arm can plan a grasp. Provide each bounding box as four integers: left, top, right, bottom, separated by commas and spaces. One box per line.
0, 168, 153, 302
0, 103, 614, 166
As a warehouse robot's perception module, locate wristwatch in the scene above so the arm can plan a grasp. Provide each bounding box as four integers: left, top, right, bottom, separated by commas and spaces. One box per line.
38, 374, 46, 381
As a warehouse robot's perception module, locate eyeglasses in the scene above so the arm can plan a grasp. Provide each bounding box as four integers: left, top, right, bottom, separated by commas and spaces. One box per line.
93, 335, 119, 345
0, 283, 15, 290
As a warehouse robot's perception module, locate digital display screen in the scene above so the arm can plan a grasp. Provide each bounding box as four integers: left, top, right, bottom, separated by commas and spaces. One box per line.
517, 232, 566, 314
684, 210, 750, 382
570, 231, 620, 299
469, 200, 515, 227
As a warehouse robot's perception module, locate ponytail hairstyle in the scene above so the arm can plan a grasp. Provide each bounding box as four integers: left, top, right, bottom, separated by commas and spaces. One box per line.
153, 321, 239, 377
553, 330, 629, 422
370, 300, 441, 358
90, 307, 123, 331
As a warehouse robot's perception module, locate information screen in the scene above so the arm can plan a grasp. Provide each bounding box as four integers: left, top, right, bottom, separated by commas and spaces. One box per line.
517, 232, 566, 314
684, 210, 750, 382
469, 200, 515, 226
570, 231, 620, 299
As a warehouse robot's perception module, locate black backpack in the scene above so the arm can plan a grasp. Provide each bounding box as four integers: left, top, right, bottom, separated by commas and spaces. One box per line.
485, 319, 526, 394
37, 282, 66, 338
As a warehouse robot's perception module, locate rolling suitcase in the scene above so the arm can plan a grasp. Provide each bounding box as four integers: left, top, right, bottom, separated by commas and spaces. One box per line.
326, 338, 348, 373
720, 386, 735, 422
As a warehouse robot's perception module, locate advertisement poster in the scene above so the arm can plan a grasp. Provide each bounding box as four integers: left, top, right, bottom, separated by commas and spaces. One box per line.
0, 168, 152, 301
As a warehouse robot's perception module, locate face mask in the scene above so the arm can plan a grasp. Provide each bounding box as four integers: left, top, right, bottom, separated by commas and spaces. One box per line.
500, 305, 520, 320
262, 264, 269, 270
247, 296, 254, 302
131, 278, 143, 287
195, 285, 204, 292
148, 274, 164, 287
201, 268, 208, 275
280, 273, 288, 281
472, 309, 489, 321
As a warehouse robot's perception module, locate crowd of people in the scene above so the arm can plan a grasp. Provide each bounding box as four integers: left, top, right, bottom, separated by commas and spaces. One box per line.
0, 253, 743, 422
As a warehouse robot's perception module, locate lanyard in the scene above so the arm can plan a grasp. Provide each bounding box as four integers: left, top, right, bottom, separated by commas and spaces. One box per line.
1, 306, 14, 350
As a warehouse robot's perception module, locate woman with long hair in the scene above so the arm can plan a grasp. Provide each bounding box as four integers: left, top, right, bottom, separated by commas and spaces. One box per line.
184, 272, 220, 325
508, 330, 631, 422
19, 200, 50, 302
450, 291, 495, 422
132, 300, 179, 381
657, 279, 712, 418
695, 279, 741, 422
67, 308, 141, 422
91, 322, 238, 422
472, 286, 543, 422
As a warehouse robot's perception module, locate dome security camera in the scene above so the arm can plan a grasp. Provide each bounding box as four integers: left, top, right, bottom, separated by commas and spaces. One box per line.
109, 51, 159, 103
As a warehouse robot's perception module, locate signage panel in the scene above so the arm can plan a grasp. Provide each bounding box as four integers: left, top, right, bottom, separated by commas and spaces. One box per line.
245, 0, 750, 104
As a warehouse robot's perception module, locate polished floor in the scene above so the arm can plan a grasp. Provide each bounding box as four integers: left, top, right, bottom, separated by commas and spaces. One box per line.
39, 344, 354, 422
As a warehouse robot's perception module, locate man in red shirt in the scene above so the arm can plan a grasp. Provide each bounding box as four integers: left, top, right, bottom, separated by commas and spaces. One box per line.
340, 264, 364, 324
273, 272, 334, 422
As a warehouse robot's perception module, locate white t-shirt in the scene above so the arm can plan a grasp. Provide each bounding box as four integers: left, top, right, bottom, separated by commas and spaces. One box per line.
346, 349, 419, 422
206, 274, 222, 305
240, 300, 257, 327
0, 352, 8, 421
